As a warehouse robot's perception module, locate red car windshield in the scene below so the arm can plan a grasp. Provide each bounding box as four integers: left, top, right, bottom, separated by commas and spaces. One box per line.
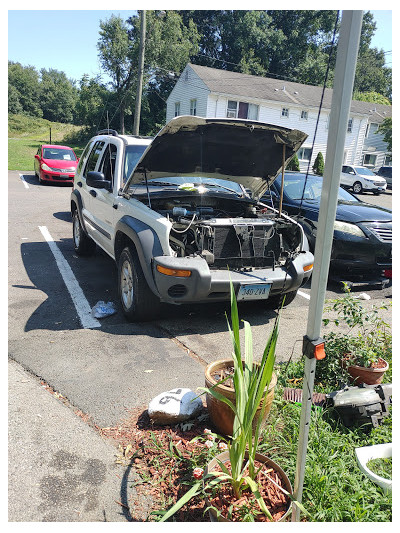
43, 148, 77, 161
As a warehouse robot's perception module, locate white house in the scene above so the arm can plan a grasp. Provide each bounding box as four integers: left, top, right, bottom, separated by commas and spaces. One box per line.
166, 63, 392, 171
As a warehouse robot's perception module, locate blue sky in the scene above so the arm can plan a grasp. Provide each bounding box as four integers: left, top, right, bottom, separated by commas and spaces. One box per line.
8, 8, 392, 83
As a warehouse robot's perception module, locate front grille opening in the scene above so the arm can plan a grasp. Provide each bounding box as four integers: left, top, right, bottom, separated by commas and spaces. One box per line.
167, 284, 188, 298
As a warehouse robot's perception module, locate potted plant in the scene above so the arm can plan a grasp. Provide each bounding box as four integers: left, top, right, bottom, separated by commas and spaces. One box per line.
204, 359, 277, 436
159, 283, 306, 522
322, 283, 391, 386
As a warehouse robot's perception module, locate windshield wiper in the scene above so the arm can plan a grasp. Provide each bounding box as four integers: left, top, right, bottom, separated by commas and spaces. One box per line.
193, 182, 242, 196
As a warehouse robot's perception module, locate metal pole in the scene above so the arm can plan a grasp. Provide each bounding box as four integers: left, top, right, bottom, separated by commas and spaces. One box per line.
279, 144, 286, 217
133, 10, 146, 136
291, 10, 363, 521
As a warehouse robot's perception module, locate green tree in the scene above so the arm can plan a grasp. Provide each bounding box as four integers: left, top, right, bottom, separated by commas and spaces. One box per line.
40, 68, 77, 123
286, 153, 300, 171
8, 61, 42, 117
353, 91, 391, 105
313, 152, 324, 176
75, 74, 111, 130
377, 118, 392, 152
97, 14, 136, 134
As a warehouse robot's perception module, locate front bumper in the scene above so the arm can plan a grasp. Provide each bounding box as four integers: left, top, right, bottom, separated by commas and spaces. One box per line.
330, 235, 391, 278
362, 181, 387, 192
40, 170, 75, 183
152, 251, 314, 304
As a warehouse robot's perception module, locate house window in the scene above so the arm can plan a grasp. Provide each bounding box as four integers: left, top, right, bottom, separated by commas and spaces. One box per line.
174, 102, 180, 117
227, 100, 238, 118
282, 107, 289, 118
347, 118, 353, 133
297, 147, 312, 161
226, 100, 259, 120
384, 155, 392, 165
301, 110, 308, 120
190, 99, 197, 116
363, 153, 377, 167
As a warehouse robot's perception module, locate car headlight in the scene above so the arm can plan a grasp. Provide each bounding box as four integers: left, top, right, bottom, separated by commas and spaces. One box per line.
41, 163, 52, 171
334, 221, 366, 237
63, 167, 76, 173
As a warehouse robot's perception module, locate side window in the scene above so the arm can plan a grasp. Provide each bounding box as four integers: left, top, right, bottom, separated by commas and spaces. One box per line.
83, 141, 105, 178
76, 141, 94, 174
98, 143, 117, 187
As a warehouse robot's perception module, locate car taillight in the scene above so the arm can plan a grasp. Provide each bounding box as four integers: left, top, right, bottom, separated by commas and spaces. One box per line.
384, 269, 392, 279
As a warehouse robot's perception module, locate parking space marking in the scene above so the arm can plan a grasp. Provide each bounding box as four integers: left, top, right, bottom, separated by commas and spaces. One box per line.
298, 290, 310, 300
19, 174, 29, 189
38, 226, 101, 329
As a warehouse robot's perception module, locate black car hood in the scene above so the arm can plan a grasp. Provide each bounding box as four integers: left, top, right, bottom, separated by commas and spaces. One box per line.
300, 199, 392, 223
125, 116, 307, 197
335, 201, 392, 223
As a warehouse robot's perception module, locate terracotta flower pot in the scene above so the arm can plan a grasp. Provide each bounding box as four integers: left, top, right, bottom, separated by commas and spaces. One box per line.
346, 358, 389, 385
204, 451, 292, 522
205, 359, 277, 437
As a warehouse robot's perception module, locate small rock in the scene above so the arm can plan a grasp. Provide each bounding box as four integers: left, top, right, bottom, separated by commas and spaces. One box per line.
148, 388, 203, 425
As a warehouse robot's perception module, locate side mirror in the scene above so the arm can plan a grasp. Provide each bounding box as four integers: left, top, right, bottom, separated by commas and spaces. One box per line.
34, 154, 40, 160
86, 171, 111, 190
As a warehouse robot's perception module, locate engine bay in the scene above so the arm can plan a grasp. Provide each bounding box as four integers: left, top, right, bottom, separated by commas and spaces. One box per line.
136, 191, 302, 270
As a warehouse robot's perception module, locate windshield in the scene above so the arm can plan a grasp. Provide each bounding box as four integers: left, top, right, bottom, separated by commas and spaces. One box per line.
275, 173, 359, 203
123, 145, 148, 183
131, 176, 244, 196
355, 167, 375, 176
43, 147, 77, 161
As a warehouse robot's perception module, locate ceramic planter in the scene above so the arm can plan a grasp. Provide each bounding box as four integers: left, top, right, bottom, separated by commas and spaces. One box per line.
205, 359, 277, 436
346, 358, 389, 385
204, 451, 292, 522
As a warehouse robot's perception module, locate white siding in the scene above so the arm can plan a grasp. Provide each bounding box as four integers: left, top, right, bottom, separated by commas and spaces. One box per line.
166, 65, 210, 123
167, 73, 380, 171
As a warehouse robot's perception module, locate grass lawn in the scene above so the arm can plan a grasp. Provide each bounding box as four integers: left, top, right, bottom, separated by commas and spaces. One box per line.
8, 114, 87, 171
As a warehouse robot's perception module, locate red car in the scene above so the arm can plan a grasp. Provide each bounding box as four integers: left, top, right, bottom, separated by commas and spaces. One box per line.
34, 144, 79, 185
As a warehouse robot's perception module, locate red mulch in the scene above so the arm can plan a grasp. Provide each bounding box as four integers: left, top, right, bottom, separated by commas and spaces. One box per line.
99, 406, 290, 522
207, 460, 290, 522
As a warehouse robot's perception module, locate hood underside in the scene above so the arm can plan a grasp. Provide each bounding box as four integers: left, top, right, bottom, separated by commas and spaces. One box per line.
125, 116, 307, 197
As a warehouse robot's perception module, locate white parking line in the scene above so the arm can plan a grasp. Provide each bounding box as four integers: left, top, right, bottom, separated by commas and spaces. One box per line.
38, 226, 101, 329
19, 174, 29, 189
298, 290, 310, 300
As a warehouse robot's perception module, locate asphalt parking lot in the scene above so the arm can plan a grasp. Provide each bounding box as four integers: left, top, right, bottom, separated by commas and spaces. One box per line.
9, 171, 392, 429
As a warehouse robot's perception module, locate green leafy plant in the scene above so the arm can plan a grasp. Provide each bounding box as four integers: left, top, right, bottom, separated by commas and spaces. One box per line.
317, 283, 391, 386
286, 153, 300, 171
159, 282, 296, 522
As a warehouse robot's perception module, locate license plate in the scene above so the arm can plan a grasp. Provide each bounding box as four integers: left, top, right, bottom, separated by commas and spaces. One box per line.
237, 283, 271, 301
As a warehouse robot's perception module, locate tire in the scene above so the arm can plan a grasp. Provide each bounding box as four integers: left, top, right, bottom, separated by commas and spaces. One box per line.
118, 245, 160, 321
268, 290, 298, 309
72, 209, 96, 256
352, 181, 363, 194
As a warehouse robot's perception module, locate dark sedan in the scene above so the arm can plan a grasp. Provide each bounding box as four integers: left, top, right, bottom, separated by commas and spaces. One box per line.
262, 172, 392, 284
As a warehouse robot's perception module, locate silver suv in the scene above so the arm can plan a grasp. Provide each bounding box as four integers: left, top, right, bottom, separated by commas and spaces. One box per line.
71, 117, 314, 321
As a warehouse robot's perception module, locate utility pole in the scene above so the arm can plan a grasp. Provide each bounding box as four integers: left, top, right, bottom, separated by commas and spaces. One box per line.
133, 10, 146, 136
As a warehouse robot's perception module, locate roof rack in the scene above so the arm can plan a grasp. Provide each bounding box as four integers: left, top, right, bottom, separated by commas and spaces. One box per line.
97, 129, 119, 136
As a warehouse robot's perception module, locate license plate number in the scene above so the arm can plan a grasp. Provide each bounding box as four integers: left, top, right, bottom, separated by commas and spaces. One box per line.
237, 283, 271, 300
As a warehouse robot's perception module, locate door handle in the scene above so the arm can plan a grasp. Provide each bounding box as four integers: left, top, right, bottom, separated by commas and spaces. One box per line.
77, 181, 82, 188
90, 190, 97, 197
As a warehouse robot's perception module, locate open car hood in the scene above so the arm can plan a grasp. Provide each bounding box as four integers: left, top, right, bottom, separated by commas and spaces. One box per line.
125, 116, 307, 198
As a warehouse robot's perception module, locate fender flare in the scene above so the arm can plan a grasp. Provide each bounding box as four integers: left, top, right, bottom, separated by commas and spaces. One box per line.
70, 190, 88, 236
114, 216, 163, 296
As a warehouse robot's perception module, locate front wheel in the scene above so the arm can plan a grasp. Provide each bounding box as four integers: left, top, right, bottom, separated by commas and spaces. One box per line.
118, 245, 160, 321
72, 210, 96, 255
352, 181, 363, 194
